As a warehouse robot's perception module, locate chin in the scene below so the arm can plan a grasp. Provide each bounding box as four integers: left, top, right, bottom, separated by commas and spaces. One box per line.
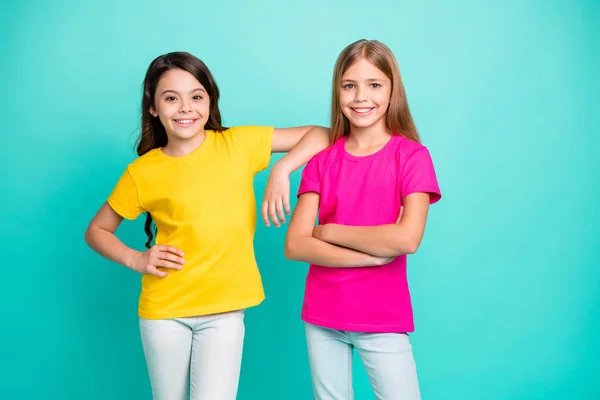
350, 119, 377, 129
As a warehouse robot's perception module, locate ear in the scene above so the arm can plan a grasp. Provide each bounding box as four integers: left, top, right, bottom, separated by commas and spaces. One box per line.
149, 107, 158, 117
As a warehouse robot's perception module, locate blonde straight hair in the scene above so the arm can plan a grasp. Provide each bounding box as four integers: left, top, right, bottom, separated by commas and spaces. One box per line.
330, 39, 420, 144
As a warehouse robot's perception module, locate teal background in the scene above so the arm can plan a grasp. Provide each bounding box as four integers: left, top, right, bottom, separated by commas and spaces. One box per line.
1, 0, 599, 398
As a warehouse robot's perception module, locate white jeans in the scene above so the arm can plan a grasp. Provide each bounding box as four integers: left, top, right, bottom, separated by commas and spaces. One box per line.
139, 310, 245, 400
305, 323, 421, 400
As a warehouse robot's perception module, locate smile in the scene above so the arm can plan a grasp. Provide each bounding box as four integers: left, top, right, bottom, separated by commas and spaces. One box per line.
351, 107, 375, 116
174, 119, 198, 126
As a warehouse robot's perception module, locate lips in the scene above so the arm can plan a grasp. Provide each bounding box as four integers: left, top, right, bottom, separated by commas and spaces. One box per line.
174, 119, 198, 127
351, 107, 375, 116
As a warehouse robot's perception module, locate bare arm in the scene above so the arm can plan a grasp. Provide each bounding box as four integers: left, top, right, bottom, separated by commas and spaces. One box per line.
84, 202, 185, 277
271, 126, 329, 154
285, 192, 391, 268
313, 193, 431, 257
262, 126, 330, 227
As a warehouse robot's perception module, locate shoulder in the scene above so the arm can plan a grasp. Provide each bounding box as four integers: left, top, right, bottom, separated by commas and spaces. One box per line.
316, 143, 336, 161
127, 148, 163, 177
227, 126, 273, 136
129, 148, 161, 166
307, 141, 338, 171
217, 126, 273, 147
319, 135, 349, 161
394, 135, 428, 155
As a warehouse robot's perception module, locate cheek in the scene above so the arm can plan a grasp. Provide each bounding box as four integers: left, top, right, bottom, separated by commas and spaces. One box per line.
376, 91, 391, 109
338, 97, 351, 113
339, 92, 353, 107
158, 103, 177, 118
201, 101, 211, 116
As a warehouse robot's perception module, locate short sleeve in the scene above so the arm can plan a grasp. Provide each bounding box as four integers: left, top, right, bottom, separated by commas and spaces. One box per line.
107, 167, 145, 220
298, 156, 321, 197
400, 147, 441, 204
231, 126, 274, 173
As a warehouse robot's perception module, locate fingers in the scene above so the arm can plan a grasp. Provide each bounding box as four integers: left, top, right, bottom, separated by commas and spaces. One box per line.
268, 200, 280, 227
283, 194, 291, 216
264, 196, 288, 228
144, 259, 180, 278
154, 259, 183, 270
312, 226, 321, 240
155, 245, 184, 257
143, 245, 186, 277
276, 198, 286, 224
157, 252, 185, 267
261, 199, 270, 227
146, 266, 168, 278
262, 172, 291, 227
396, 206, 404, 223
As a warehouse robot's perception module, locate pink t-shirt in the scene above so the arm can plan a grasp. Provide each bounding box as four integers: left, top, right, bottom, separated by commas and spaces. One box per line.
297, 134, 441, 333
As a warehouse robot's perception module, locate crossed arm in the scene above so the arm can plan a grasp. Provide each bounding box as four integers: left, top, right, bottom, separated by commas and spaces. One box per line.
285, 192, 431, 267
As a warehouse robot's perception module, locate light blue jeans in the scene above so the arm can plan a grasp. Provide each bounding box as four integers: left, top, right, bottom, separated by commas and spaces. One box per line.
139, 310, 245, 400
305, 323, 421, 400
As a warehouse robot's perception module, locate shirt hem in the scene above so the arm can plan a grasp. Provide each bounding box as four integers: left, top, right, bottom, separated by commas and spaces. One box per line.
139, 296, 265, 320
402, 186, 442, 204
302, 313, 414, 333
297, 188, 321, 197
107, 197, 139, 221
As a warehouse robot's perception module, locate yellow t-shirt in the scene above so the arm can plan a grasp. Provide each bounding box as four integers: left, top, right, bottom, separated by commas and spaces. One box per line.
107, 126, 274, 319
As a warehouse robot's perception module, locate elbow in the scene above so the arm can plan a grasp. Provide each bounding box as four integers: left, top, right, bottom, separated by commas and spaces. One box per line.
391, 235, 422, 255
284, 237, 297, 260
84, 226, 93, 247
404, 243, 419, 255
390, 225, 425, 255
284, 236, 304, 261
84, 224, 101, 249
403, 237, 423, 255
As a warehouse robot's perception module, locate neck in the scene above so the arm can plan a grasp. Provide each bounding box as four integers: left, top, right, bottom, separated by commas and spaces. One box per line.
162, 129, 207, 157
346, 120, 391, 149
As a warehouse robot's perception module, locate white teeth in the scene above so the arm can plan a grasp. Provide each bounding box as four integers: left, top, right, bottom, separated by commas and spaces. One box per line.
353, 108, 373, 114
176, 119, 194, 124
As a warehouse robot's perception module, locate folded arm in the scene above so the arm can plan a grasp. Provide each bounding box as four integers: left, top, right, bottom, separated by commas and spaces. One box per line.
313, 193, 431, 257
285, 192, 391, 267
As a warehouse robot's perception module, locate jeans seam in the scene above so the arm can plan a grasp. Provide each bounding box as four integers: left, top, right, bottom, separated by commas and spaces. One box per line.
189, 316, 200, 398
347, 334, 353, 400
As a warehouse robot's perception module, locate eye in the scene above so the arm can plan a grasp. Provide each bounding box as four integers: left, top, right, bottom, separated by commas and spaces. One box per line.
371, 83, 381, 88
192, 95, 203, 100
165, 96, 177, 101
342, 83, 354, 89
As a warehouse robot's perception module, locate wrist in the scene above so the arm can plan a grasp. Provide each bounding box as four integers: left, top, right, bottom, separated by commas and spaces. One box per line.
321, 223, 336, 243
272, 156, 294, 176
125, 249, 141, 270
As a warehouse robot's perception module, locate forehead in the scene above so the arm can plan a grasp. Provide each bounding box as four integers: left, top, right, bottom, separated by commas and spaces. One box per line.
342, 58, 388, 81
157, 68, 206, 91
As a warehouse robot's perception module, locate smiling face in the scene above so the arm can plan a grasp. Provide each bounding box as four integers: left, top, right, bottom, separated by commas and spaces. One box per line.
149, 68, 210, 141
339, 58, 391, 133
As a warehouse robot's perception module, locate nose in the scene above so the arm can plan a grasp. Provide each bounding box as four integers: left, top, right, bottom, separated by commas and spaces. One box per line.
354, 86, 367, 103
179, 98, 192, 113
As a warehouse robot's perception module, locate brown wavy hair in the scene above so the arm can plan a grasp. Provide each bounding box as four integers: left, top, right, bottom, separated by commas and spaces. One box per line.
330, 39, 420, 144
136, 51, 227, 248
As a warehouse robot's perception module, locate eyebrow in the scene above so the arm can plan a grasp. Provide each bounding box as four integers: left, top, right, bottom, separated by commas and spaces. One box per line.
160, 88, 206, 95
341, 79, 385, 83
